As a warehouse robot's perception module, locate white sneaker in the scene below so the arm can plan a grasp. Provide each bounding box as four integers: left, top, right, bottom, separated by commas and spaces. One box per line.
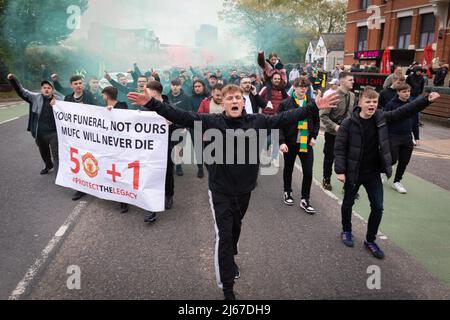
300, 199, 316, 215
392, 182, 407, 194
284, 192, 294, 206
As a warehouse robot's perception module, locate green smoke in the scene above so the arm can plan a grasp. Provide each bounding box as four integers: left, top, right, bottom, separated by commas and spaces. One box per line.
0, 0, 89, 83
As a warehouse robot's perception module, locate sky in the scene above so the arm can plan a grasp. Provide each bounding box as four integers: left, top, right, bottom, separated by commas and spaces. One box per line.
72, 0, 225, 46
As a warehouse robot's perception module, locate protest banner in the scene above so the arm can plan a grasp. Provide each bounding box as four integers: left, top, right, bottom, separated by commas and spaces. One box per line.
54, 101, 168, 212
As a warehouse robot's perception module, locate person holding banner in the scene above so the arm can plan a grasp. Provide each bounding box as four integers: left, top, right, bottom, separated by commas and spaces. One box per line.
88, 76, 105, 107
138, 81, 178, 223
51, 74, 98, 201
51, 74, 98, 106
7, 74, 60, 175
105, 71, 148, 111
167, 78, 194, 177
102, 86, 130, 214
128, 83, 339, 300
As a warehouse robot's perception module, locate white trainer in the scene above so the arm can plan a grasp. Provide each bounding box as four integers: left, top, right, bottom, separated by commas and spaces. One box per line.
284, 192, 294, 206
392, 182, 407, 194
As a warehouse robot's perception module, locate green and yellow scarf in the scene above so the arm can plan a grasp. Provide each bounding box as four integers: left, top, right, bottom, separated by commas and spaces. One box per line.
293, 92, 308, 153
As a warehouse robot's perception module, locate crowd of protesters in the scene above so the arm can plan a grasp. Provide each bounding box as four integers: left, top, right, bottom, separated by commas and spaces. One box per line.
6, 49, 442, 300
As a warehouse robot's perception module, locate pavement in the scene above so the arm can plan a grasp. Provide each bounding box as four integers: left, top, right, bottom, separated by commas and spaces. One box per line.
1, 101, 450, 300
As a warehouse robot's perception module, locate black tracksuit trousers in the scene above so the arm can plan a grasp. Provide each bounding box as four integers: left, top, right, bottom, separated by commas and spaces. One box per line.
323, 132, 336, 180
283, 145, 314, 200
389, 134, 413, 183
36, 133, 59, 173
165, 142, 175, 197
208, 190, 251, 294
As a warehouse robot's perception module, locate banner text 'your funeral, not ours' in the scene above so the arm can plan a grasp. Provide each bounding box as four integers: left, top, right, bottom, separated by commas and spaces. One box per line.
54, 111, 168, 150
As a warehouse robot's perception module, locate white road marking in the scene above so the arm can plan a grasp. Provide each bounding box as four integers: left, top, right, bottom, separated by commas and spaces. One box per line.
8, 201, 88, 300
54, 226, 68, 237
0, 117, 19, 125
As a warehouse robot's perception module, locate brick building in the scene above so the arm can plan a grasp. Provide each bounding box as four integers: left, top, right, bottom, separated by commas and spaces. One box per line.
344, 0, 450, 67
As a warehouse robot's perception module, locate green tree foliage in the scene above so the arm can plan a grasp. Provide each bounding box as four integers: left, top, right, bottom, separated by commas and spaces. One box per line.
2, 0, 88, 48
219, 0, 346, 62
0, 0, 89, 80
0, 0, 10, 83
287, 0, 347, 37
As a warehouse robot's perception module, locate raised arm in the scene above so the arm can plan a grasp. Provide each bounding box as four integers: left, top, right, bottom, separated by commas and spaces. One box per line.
266, 91, 338, 129
7, 74, 38, 102
189, 66, 205, 82
264, 102, 317, 129
128, 89, 210, 129
152, 70, 161, 83
257, 51, 266, 69
383, 94, 439, 124
252, 91, 268, 109
105, 73, 132, 94
51, 74, 72, 96
131, 63, 142, 86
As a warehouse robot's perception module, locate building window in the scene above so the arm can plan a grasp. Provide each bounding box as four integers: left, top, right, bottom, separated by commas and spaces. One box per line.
361, 0, 371, 9
357, 26, 368, 51
419, 13, 436, 48
397, 17, 412, 49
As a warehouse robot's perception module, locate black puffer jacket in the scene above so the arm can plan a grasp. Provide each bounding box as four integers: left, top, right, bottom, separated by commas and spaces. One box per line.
334, 97, 431, 186
278, 95, 320, 146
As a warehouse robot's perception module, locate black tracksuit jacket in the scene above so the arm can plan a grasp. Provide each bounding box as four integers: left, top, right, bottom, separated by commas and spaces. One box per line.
143, 98, 319, 196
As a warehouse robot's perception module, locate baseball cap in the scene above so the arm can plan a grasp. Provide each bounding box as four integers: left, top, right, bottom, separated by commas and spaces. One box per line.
41, 80, 54, 88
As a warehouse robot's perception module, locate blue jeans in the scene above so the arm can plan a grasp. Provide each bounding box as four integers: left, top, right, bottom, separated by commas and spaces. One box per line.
341, 172, 384, 242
